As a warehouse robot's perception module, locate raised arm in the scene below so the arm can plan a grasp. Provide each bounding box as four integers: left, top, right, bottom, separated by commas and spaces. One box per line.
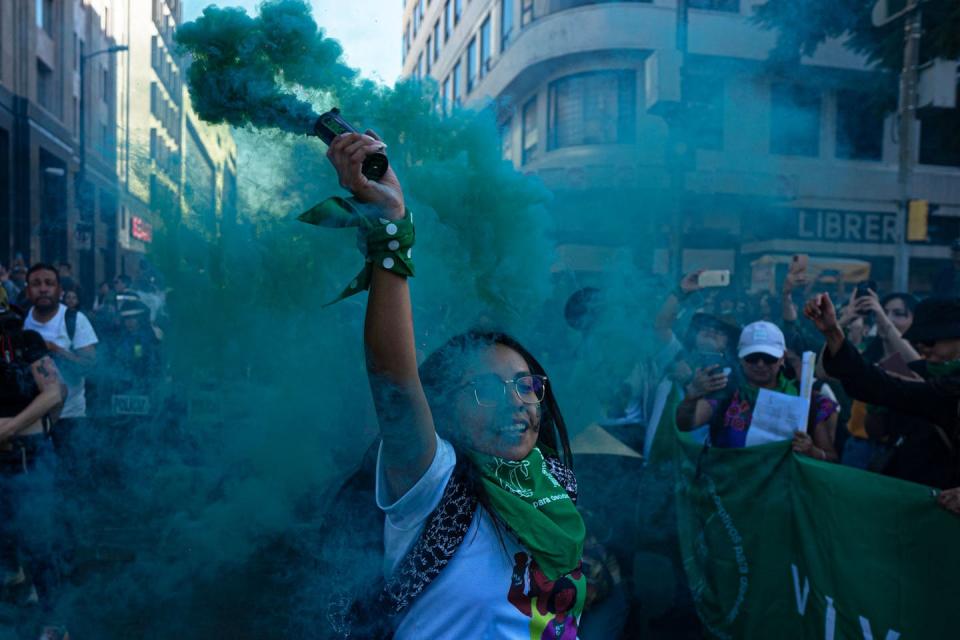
804, 293, 945, 426
654, 271, 702, 342
326, 131, 436, 502
853, 290, 921, 363
0, 356, 65, 442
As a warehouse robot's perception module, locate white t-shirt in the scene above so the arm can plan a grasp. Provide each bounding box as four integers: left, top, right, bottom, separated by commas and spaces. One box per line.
24, 303, 98, 418
376, 436, 582, 640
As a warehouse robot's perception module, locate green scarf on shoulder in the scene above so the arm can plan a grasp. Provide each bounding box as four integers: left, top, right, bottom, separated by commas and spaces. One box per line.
466, 447, 586, 581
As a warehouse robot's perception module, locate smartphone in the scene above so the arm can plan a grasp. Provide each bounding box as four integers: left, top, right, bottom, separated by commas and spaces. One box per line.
698, 352, 728, 371
789, 254, 809, 275
697, 270, 731, 288
855, 280, 878, 299
698, 351, 732, 395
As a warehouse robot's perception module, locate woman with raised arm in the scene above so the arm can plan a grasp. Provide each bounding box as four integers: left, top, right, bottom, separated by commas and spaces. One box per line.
323, 132, 587, 639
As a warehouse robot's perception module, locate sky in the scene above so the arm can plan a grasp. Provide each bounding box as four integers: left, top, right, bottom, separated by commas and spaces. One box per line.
181, 0, 404, 85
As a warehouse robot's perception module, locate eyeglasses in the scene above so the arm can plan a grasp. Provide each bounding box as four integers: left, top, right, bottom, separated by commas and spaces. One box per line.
460, 374, 548, 408
743, 352, 779, 365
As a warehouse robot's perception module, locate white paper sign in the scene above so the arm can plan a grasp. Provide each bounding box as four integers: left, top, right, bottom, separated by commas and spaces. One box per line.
746, 389, 809, 446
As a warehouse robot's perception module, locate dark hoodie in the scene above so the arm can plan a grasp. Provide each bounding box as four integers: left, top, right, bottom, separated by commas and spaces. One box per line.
823, 339, 960, 487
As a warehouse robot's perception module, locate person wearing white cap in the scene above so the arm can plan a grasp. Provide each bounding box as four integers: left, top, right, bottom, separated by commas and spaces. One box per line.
677, 321, 839, 459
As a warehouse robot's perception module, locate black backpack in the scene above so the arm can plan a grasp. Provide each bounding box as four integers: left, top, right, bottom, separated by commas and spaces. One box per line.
21, 306, 79, 346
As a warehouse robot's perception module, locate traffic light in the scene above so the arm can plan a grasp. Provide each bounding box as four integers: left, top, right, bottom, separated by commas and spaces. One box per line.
907, 199, 929, 242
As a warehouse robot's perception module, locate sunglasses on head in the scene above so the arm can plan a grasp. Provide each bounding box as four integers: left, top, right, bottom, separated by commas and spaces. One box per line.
743, 352, 780, 365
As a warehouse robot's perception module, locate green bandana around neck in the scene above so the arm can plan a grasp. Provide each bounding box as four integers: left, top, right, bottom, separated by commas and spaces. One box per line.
297, 196, 415, 306
465, 447, 586, 581
925, 360, 960, 379
738, 372, 798, 407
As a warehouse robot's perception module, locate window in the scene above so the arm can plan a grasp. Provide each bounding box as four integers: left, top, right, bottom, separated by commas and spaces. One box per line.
443, 76, 450, 115
417, 53, 424, 80
501, 118, 513, 161
36, 0, 53, 34
547, 71, 636, 150
919, 106, 960, 167
413, 4, 419, 34
433, 21, 441, 60
455, 0, 463, 24
150, 82, 158, 117
480, 16, 492, 77
466, 37, 477, 93
444, 1, 452, 41
452, 61, 462, 107
522, 96, 538, 164
835, 90, 884, 161
501, 0, 514, 52
770, 83, 821, 157
73, 34, 79, 70
36, 61, 53, 111
688, 0, 739, 10
102, 67, 110, 102
426, 37, 432, 75
684, 75, 724, 151
521, 0, 534, 27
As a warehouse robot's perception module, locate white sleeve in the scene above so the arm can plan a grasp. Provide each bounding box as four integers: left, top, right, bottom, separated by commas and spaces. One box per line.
376, 434, 456, 531
654, 333, 683, 371
71, 312, 99, 350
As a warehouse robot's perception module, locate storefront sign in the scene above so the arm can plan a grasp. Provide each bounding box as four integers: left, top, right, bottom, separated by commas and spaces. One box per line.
131, 216, 153, 243
797, 209, 897, 244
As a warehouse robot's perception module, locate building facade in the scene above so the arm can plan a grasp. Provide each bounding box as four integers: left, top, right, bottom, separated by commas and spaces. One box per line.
0, 0, 122, 297
0, 0, 236, 300
401, 0, 960, 293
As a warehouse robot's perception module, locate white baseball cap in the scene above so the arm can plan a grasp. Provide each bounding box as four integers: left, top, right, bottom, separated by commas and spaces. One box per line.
738, 321, 786, 359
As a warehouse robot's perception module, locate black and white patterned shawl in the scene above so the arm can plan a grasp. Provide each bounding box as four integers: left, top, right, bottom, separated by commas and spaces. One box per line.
378, 452, 578, 615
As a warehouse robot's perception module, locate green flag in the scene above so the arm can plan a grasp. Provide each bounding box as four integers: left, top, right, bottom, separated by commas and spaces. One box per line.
664, 409, 960, 639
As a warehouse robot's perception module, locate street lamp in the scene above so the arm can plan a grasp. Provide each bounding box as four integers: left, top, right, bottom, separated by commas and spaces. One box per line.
77, 43, 127, 302
78, 44, 128, 197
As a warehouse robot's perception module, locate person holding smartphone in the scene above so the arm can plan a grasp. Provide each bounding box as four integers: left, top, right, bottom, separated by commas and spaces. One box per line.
676, 321, 839, 460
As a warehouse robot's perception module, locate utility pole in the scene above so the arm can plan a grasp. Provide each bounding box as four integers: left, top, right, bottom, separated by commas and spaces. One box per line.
874, 0, 922, 291
894, 0, 921, 291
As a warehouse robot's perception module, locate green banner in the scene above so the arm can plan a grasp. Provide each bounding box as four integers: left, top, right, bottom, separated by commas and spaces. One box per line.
653, 390, 960, 639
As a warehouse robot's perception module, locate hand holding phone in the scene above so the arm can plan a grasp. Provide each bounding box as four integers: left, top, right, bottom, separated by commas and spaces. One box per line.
697, 270, 730, 288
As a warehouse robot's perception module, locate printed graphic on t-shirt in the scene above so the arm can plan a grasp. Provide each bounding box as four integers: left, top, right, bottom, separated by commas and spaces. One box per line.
508, 551, 585, 640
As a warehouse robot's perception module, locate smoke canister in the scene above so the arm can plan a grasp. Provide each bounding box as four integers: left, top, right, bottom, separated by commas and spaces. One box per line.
312, 108, 389, 181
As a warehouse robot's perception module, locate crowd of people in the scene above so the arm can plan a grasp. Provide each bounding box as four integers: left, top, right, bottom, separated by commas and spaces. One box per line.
0, 257, 165, 638
2, 134, 959, 638
600, 261, 960, 510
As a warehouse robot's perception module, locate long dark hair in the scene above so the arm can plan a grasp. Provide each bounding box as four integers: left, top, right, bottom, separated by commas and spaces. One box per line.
418, 329, 573, 469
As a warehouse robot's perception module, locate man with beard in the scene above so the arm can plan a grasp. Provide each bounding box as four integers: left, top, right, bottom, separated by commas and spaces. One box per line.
22, 264, 98, 469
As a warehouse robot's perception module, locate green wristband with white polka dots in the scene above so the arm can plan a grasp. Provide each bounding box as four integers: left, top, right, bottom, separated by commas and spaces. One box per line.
297, 196, 415, 306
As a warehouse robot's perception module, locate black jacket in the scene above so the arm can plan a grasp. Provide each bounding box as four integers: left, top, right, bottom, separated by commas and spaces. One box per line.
823, 339, 959, 486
